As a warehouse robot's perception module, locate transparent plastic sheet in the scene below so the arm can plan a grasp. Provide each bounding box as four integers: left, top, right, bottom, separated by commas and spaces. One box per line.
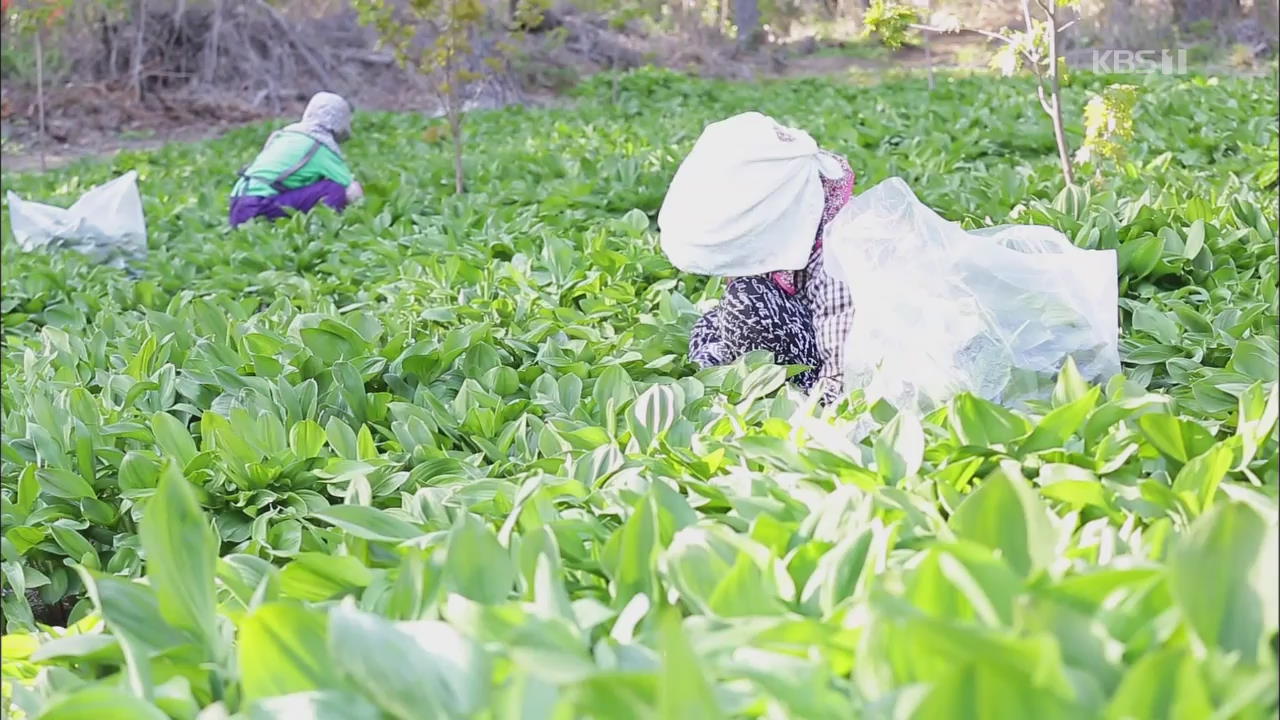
823, 177, 1119, 415
6, 171, 147, 270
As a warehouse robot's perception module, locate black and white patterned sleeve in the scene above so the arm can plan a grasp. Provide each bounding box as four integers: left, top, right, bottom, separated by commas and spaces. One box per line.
800, 249, 854, 404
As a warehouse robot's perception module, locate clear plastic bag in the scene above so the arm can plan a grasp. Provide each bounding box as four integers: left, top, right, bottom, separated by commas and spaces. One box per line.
823, 177, 1119, 414
6, 171, 147, 269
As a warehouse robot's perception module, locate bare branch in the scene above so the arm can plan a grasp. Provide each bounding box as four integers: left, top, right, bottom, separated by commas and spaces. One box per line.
1035, 83, 1054, 115
908, 23, 1012, 46
247, 0, 336, 87
909, 22, 1043, 67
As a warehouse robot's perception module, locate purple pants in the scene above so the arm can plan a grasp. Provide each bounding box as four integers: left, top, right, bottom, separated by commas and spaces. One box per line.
229, 180, 347, 228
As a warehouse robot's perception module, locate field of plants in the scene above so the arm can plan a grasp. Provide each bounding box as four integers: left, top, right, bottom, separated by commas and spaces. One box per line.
1, 67, 1278, 719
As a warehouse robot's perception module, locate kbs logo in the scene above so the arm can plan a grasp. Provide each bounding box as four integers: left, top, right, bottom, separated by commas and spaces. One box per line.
1091, 49, 1188, 75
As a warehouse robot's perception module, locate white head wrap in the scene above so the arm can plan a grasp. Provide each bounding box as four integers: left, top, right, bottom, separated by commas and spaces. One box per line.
270, 92, 353, 156
658, 112, 844, 276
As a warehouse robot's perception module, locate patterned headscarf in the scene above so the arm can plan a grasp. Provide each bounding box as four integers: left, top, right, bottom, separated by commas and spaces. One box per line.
269, 92, 353, 156
769, 152, 855, 295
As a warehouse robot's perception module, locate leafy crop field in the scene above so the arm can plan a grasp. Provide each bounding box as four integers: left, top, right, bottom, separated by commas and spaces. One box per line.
1, 69, 1278, 719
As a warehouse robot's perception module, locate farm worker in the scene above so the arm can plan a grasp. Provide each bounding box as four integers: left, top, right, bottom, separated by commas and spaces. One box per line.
659, 112, 855, 404
228, 92, 364, 228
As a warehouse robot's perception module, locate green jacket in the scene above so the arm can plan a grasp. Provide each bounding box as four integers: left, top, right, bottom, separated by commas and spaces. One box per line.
232, 131, 353, 197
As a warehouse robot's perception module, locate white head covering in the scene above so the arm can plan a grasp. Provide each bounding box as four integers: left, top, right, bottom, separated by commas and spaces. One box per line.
270, 92, 353, 156
658, 112, 844, 276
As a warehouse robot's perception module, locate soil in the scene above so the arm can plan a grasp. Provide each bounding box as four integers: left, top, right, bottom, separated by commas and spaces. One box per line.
0, 33, 990, 174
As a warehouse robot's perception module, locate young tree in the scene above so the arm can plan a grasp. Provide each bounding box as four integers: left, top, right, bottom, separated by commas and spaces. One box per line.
864, 0, 1081, 185
355, 0, 542, 194
1076, 83, 1140, 176
733, 0, 761, 50
4, 0, 70, 172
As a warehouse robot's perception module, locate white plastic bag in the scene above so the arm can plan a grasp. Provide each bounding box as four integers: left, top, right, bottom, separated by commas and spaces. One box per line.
824, 177, 1119, 414
6, 171, 147, 269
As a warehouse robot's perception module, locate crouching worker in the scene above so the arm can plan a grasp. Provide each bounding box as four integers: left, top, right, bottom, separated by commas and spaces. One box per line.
229, 92, 364, 228
659, 112, 855, 404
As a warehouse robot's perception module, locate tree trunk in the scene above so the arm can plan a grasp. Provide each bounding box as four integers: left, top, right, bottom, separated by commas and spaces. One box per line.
1045, 2, 1074, 185
449, 106, 464, 194
1254, 0, 1279, 47
35, 30, 46, 173
445, 61, 465, 194
202, 0, 222, 85
922, 30, 934, 91
733, 0, 760, 49
611, 57, 620, 104
922, 0, 934, 91
129, 0, 147, 102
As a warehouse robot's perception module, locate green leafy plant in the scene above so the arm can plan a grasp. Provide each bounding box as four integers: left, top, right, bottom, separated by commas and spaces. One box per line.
353, 0, 545, 194
0, 66, 1277, 719
1078, 83, 1140, 169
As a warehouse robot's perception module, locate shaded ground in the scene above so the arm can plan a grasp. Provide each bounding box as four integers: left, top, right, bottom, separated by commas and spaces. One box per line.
1, 35, 985, 174
7, 29, 1265, 174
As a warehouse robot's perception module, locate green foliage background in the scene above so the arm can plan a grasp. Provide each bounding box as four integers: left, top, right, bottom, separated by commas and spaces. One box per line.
1, 68, 1278, 719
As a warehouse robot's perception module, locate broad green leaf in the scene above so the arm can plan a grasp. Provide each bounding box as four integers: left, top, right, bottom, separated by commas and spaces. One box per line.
139, 461, 219, 657
629, 384, 681, 449
905, 543, 1021, 627
949, 463, 1056, 577
860, 600, 1079, 718
657, 608, 723, 720
1021, 387, 1100, 454
1182, 219, 1206, 260
248, 691, 383, 720
289, 420, 328, 458
1167, 501, 1278, 662
1170, 443, 1233, 515
445, 514, 514, 604
951, 394, 1030, 447
1051, 356, 1092, 408
310, 505, 422, 543
37, 467, 96, 500
30, 634, 120, 663
1137, 414, 1215, 465
280, 554, 372, 602
325, 417, 359, 460
329, 600, 490, 720
118, 452, 160, 492
1105, 648, 1213, 720
874, 411, 924, 481
1229, 337, 1279, 382
50, 525, 98, 566
1117, 235, 1164, 279
912, 657, 1080, 720
76, 569, 186, 698
1234, 382, 1279, 468
601, 492, 663, 608
38, 686, 169, 720
592, 364, 636, 414
799, 528, 875, 617
664, 526, 785, 618
150, 412, 197, 467
738, 364, 787, 405
240, 603, 339, 703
